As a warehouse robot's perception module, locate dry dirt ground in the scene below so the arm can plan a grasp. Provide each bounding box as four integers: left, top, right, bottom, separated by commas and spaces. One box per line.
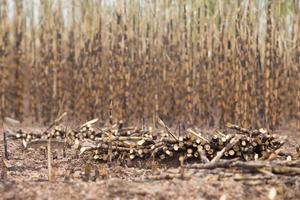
1, 125, 300, 200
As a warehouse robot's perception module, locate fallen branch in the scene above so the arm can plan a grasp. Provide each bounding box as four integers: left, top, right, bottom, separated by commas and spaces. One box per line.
189, 160, 300, 175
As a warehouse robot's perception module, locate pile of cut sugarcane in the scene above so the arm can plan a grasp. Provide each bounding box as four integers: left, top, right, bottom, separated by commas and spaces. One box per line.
6, 117, 288, 163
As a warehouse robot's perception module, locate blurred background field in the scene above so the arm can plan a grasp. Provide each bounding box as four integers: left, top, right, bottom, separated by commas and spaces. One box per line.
0, 0, 299, 130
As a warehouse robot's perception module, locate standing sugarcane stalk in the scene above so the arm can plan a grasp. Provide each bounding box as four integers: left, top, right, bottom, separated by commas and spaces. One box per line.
28, 0, 39, 122
297, 27, 300, 134
264, 0, 273, 130
13, 0, 25, 121
0, 0, 9, 121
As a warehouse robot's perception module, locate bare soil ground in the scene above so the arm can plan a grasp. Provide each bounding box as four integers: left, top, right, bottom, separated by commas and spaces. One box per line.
1, 125, 300, 200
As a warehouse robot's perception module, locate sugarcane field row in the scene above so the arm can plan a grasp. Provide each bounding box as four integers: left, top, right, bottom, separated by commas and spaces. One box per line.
0, 0, 299, 131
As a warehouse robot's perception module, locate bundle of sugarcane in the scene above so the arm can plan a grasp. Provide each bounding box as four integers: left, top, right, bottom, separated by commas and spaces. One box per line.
7, 119, 287, 163
69, 124, 97, 140
9, 126, 66, 141
69, 119, 149, 142
6, 113, 68, 141
79, 122, 286, 163
40, 126, 66, 140
80, 127, 155, 161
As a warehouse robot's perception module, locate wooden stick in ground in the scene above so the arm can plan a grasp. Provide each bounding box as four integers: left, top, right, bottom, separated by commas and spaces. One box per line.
1, 120, 6, 159
48, 138, 52, 182
210, 135, 241, 164
107, 132, 113, 164
1, 118, 16, 159
43, 112, 67, 134
157, 117, 178, 141
3, 131, 8, 159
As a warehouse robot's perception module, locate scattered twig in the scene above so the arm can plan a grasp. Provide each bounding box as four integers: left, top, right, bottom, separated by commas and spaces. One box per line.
157, 117, 178, 141
43, 112, 67, 134
80, 118, 99, 129
186, 128, 209, 143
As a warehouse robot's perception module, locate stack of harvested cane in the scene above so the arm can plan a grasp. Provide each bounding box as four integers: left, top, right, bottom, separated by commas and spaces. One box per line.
6, 118, 287, 163
14, 127, 66, 141
78, 121, 286, 162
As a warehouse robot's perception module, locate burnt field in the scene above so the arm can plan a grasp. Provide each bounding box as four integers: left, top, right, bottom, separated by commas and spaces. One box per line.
0, 0, 300, 199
